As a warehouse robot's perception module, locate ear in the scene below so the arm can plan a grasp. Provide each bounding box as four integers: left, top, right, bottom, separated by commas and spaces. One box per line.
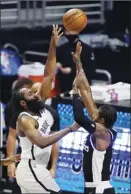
100, 118, 105, 125
20, 100, 26, 107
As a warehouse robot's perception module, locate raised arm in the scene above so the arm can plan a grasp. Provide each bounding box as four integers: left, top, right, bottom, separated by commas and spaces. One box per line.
72, 73, 110, 142
72, 42, 98, 119
18, 115, 79, 149
37, 25, 63, 100
77, 71, 98, 120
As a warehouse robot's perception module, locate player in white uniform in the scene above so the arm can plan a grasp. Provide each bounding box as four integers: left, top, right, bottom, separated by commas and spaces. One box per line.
14, 103, 78, 194
11, 25, 80, 194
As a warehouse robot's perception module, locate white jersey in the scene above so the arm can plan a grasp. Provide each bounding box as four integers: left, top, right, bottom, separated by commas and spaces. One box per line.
18, 108, 54, 166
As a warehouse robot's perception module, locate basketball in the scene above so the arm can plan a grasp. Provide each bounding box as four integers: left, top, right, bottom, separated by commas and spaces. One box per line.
63, 9, 88, 34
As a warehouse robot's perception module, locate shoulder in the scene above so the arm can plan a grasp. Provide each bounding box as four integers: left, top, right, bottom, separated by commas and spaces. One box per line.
45, 105, 58, 118
18, 113, 35, 126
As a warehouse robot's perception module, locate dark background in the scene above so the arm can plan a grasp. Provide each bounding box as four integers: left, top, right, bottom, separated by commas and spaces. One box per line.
1, 1, 130, 103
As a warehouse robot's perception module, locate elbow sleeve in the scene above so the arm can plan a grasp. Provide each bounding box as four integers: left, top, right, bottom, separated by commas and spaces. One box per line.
73, 94, 84, 124
73, 94, 96, 133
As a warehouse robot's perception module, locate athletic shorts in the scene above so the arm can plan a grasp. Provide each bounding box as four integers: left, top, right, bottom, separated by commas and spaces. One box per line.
84, 181, 115, 194
16, 159, 62, 194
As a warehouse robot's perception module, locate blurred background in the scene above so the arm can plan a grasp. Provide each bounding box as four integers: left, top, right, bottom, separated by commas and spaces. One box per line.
0, 1, 130, 194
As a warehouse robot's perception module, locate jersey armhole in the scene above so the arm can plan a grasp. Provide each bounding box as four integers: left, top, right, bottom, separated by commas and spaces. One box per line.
18, 112, 39, 129
108, 129, 114, 141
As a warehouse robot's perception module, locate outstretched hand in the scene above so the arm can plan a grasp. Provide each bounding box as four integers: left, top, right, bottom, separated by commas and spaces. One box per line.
71, 41, 82, 71
74, 69, 88, 89
52, 24, 63, 46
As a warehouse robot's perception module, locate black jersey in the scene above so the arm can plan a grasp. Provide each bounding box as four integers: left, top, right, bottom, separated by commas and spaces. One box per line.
83, 128, 117, 183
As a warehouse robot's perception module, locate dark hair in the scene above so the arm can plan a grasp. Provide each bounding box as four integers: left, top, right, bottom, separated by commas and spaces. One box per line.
99, 105, 117, 128
11, 90, 26, 114
12, 78, 33, 92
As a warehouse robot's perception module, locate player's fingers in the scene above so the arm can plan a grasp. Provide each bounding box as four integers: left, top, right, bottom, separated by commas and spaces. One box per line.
53, 24, 55, 31
56, 24, 58, 30
80, 46, 82, 54
76, 70, 79, 76
54, 24, 57, 32
80, 69, 84, 73
59, 32, 63, 37
55, 24, 58, 32
52, 24, 55, 35
15, 155, 21, 161
76, 41, 81, 49
57, 27, 62, 34
76, 41, 82, 53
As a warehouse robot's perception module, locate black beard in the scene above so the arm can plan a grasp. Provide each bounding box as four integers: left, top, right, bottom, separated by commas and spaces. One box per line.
25, 99, 45, 114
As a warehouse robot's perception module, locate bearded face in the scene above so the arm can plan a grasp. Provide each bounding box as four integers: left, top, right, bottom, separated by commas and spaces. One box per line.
19, 88, 45, 115
25, 97, 44, 114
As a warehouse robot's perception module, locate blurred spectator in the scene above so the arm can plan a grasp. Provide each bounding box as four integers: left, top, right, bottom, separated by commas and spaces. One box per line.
4, 78, 33, 133
56, 32, 96, 93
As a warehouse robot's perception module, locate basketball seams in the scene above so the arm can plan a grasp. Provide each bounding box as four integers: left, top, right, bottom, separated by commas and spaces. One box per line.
70, 16, 87, 32
63, 9, 82, 22
63, 9, 87, 34
63, 13, 85, 28
67, 16, 87, 34
63, 9, 79, 20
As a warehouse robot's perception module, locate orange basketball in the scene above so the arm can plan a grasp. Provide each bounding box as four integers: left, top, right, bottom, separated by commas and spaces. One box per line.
63, 9, 88, 34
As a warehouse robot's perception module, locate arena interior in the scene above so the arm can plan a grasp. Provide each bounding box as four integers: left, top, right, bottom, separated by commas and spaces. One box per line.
0, 1, 130, 194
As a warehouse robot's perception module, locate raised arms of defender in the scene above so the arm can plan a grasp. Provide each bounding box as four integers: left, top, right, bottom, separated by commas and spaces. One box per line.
71, 42, 98, 120
72, 42, 109, 140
